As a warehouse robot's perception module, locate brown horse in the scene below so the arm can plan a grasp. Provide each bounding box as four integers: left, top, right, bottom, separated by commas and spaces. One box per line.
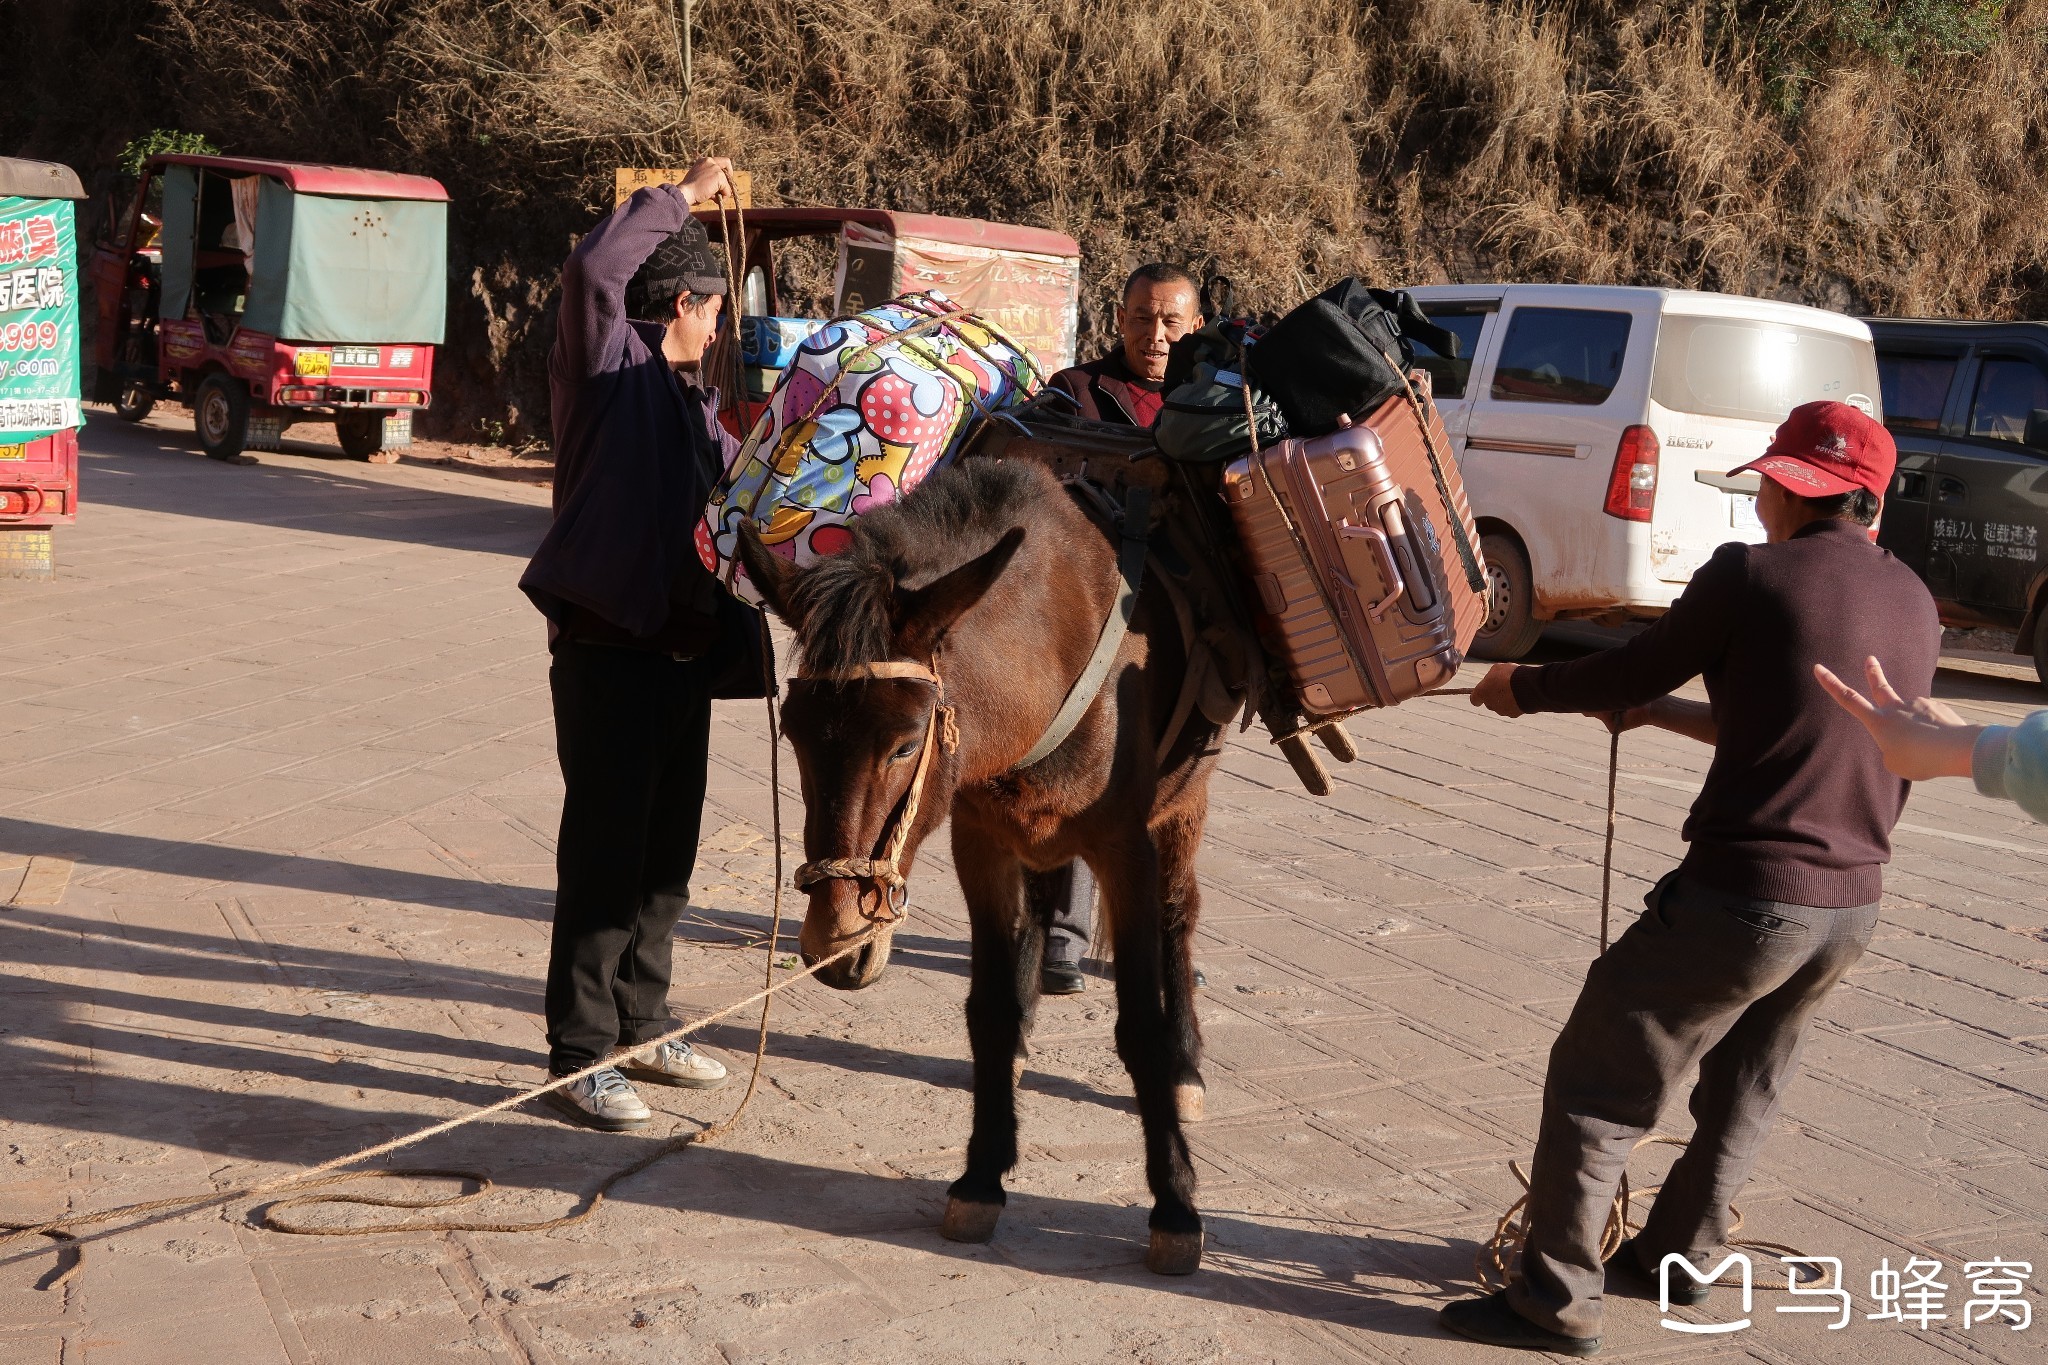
737, 457, 1227, 1274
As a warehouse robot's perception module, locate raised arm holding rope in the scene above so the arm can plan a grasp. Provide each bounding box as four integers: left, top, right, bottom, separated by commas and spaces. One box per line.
515, 156, 766, 1131
1443, 401, 1941, 1355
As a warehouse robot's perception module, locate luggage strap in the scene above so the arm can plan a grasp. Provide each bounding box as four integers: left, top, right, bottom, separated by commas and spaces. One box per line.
1382, 349, 1487, 596
1013, 485, 1153, 769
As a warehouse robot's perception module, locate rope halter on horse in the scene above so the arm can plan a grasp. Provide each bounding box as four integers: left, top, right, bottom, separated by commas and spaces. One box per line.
789, 657, 958, 922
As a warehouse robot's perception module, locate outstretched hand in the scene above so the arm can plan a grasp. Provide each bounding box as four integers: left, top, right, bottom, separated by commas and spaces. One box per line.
1814, 656, 1979, 780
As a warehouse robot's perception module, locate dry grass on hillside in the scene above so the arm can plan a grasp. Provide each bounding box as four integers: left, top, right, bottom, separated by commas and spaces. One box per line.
20, 0, 2048, 439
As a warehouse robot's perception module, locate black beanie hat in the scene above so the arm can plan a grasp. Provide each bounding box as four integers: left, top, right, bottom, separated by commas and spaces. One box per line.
626, 218, 728, 319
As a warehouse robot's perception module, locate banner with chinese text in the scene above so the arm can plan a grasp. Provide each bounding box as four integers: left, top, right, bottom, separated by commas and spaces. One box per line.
0, 195, 81, 440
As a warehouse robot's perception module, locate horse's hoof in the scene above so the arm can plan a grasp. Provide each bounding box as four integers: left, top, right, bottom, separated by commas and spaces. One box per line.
940, 1197, 1003, 1244
1146, 1228, 1204, 1275
1174, 1083, 1206, 1123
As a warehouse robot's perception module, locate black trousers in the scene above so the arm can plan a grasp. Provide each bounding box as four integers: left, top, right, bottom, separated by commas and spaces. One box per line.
545, 639, 713, 1074
1033, 861, 1097, 952
1507, 871, 1879, 1338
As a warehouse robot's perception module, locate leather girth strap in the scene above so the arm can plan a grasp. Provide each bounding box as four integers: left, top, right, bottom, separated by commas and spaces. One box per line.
1014, 486, 1153, 769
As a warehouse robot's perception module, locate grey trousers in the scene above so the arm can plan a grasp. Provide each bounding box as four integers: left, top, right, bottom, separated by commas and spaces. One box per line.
1030, 861, 1097, 956
1507, 871, 1879, 1339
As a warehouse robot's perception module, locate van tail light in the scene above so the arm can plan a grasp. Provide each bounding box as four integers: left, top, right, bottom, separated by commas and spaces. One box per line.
1603, 425, 1660, 522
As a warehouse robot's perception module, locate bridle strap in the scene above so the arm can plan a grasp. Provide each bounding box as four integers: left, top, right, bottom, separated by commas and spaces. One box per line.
796, 660, 941, 688
788, 655, 952, 919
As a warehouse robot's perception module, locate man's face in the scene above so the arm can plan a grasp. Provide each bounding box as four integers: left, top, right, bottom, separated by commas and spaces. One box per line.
666, 293, 724, 367
1117, 279, 1201, 382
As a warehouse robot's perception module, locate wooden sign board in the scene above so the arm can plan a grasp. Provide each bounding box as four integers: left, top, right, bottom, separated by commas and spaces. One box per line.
614, 167, 752, 208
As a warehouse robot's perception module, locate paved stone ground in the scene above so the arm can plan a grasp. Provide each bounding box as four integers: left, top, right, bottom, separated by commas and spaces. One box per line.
1, 411, 2044, 1364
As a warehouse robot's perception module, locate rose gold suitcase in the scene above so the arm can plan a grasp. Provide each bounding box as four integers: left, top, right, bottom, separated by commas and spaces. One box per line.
1222, 387, 1486, 715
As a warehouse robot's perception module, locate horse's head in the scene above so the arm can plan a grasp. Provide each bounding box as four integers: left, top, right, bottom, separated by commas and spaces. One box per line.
739, 517, 1025, 990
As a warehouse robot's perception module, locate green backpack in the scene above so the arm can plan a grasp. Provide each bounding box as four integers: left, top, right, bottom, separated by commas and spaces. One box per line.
1153, 322, 1288, 464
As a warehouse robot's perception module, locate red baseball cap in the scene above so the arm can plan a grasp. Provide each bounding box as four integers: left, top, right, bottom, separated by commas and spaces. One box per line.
1725, 400, 1895, 499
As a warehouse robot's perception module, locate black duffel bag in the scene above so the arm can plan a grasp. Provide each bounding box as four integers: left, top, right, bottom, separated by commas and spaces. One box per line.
1246, 279, 1460, 437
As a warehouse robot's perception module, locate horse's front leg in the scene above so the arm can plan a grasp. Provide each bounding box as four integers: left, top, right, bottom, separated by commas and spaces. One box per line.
1101, 831, 1203, 1274
941, 820, 1032, 1244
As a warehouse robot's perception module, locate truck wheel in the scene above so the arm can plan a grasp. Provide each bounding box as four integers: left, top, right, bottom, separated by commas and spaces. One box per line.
1471, 532, 1546, 661
114, 381, 154, 423
2033, 626, 2048, 691
194, 374, 253, 463
336, 411, 390, 460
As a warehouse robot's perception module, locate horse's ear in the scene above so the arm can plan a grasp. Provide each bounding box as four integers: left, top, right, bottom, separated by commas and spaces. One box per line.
894, 526, 1026, 659
736, 521, 802, 629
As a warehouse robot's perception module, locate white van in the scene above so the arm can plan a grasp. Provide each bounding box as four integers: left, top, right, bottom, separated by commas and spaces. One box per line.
1399, 285, 1881, 658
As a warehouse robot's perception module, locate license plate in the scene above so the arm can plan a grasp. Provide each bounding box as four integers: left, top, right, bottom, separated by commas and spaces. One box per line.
1731, 494, 1762, 532
333, 346, 380, 368
294, 350, 331, 377
0, 444, 24, 461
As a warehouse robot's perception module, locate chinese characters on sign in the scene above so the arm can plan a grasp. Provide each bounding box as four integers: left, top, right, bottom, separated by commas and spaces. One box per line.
1932, 518, 2040, 562
1656, 1252, 2031, 1335
0, 265, 66, 312
0, 211, 60, 266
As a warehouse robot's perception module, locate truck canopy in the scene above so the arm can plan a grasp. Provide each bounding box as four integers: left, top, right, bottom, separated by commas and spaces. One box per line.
695, 207, 1082, 374
0, 158, 86, 201
157, 159, 448, 344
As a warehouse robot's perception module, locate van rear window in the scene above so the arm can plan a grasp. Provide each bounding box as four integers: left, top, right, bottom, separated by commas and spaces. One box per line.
1490, 308, 1631, 405
1651, 316, 1879, 425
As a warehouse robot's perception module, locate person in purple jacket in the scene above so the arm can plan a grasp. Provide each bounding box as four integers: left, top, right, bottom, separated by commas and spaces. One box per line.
1442, 402, 1940, 1354
517, 157, 763, 1131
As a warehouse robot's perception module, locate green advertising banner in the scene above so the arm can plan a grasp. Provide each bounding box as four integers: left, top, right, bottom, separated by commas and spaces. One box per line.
0, 195, 81, 440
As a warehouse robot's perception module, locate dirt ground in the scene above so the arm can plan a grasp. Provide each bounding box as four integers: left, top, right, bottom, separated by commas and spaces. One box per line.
0, 410, 2043, 1363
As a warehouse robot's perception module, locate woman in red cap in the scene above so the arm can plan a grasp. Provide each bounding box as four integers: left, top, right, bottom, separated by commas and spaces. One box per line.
1444, 401, 1941, 1354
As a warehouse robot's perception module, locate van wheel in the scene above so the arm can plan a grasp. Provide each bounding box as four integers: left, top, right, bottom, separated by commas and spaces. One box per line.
336, 411, 388, 460
194, 374, 254, 463
1472, 533, 1546, 661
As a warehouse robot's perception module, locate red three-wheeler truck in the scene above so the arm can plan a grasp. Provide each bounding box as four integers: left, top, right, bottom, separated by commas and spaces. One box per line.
90, 153, 448, 463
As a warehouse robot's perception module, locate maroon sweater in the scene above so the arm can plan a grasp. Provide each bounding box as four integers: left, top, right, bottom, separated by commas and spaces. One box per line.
1510, 520, 1940, 908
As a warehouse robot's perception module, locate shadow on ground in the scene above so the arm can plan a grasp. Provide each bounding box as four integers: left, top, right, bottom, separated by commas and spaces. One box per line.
79, 413, 550, 558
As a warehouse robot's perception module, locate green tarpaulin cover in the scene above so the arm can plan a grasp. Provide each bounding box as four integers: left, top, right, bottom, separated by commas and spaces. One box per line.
163, 166, 446, 345
243, 188, 446, 343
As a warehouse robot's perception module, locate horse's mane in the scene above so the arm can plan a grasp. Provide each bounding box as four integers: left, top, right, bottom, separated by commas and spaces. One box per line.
788, 458, 1050, 674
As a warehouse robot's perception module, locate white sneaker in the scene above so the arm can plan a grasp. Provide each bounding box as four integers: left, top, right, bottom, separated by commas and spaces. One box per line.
542, 1066, 652, 1131
620, 1039, 728, 1090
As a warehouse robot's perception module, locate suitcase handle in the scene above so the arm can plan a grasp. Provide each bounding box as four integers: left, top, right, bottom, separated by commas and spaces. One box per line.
1337, 524, 1407, 619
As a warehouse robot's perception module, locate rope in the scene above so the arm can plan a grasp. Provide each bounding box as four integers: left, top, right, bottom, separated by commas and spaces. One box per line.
1601, 723, 1620, 953
0, 927, 868, 1257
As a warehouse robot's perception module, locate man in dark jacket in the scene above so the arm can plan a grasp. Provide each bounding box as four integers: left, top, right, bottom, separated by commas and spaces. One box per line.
1033, 263, 1204, 994
1441, 402, 1939, 1354
1047, 263, 1203, 426
518, 157, 760, 1131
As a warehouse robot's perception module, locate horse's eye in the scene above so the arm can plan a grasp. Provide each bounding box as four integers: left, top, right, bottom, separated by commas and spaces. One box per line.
890, 740, 919, 761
